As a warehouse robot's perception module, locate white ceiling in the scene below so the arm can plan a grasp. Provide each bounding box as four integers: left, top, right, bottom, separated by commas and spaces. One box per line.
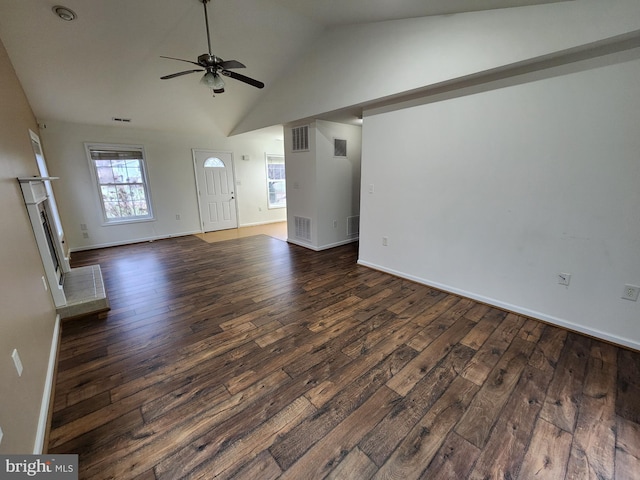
0, 0, 565, 136
271, 0, 564, 26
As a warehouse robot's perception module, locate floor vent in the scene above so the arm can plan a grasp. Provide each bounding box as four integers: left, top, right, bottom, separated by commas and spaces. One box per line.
347, 215, 360, 237
294, 216, 311, 241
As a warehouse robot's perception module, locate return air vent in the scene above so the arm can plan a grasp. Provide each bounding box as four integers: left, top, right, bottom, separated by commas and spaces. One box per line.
294, 216, 311, 241
334, 139, 347, 157
292, 125, 309, 152
347, 215, 360, 237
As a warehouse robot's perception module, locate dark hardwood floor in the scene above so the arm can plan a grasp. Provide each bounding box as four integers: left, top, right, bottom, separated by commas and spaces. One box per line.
49, 234, 640, 479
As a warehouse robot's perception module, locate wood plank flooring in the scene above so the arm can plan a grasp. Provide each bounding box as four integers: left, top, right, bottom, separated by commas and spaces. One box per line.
195, 221, 287, 244
49, 234, 640, 479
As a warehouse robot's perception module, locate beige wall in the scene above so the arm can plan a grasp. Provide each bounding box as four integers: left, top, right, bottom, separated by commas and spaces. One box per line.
0, 38, 57, 452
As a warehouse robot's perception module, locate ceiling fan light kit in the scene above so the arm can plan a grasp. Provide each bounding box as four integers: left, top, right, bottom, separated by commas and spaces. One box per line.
201, 71, 225, 90
160, 0, 264, 95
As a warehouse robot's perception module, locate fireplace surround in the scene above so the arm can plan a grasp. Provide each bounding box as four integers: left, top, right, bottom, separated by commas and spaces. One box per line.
18, 177, 109, 319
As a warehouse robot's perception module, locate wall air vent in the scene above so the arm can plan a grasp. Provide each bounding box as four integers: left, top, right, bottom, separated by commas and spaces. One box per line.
294, 216, 311, 241
334, 139, 347, 157
347, 215, 360, 237
292, 125, 309, 152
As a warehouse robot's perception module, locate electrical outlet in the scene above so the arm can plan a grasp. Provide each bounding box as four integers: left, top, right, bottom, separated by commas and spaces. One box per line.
175, 214, 181, 220
12, 349, 23, 376
382, 236, 388, 246
333, 220, 337, 228
557, 273, 571, 286
622, 284, 640, 301
80, 223, 87, 231
82, 232, 89, 239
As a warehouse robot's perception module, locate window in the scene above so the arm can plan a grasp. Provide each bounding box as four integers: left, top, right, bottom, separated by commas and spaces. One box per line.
266, 154, 286, 209
86, 144, 154, 224
204, 157, 225, 168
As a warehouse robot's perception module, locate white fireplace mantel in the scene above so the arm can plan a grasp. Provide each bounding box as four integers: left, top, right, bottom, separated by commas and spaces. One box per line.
18, 177, 59, 204
18, 176, 109, 319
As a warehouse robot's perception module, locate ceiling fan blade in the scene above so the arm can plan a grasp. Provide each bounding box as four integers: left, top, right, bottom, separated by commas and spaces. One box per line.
221, 70, 264, 89
218, 59, 246, 69
160, 55, 201, 67
161, 69, 203, 80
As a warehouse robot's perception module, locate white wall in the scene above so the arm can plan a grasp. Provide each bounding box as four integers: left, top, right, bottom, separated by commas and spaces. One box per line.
315, 121, 362, 248
358, 56, 640, 349
284, 122, 318, 246
284, 121, 362, 250
233, 0, 640, 134
39, 121, 285, 251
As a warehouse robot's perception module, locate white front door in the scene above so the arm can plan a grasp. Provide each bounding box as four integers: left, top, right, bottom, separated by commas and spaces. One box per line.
193, 150, 238, 232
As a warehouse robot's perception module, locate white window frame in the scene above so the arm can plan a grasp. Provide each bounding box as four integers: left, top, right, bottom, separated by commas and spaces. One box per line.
265, 153, 286, 209
85, 143, 155, 225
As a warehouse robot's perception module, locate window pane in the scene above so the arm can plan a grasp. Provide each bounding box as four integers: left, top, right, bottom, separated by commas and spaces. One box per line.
266, 155, 286, 209
90, 145, 153, 223
97, 165, 115, 183
204, 157, 225, 168
268, 180, 286, 208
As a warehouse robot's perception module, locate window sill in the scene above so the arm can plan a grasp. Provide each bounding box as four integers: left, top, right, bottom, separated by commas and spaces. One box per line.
102, 217, 155, 226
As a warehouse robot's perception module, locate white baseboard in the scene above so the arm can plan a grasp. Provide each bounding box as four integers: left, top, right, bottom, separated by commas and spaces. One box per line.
288, 237, 358, 251
357, 260, 640, 352
34, 314, 61, 454
238, 220, 287, 228
69, 230, 202, 252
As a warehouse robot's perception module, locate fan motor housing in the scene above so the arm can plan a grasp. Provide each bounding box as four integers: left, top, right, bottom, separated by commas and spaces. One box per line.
198, 53, 219, 67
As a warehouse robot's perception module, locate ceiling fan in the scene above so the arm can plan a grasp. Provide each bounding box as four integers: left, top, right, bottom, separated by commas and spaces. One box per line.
160, 0, 264, 94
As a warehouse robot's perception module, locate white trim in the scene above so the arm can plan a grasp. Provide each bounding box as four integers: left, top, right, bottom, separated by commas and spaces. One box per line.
265, 153, 286, 210
68, 230, 201, 252
34, 315, 61, 454
288, 237, 358, 252
84, 142, 155, 225
192, 149, 239, 233
238, 220, 286, 228
357, 260, 640, 352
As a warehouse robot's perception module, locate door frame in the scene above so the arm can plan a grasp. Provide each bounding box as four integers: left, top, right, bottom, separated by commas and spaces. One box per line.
192, 149, 239, 233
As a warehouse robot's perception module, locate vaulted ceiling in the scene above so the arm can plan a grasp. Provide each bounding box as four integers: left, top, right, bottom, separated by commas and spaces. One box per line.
0, 0, 564, 136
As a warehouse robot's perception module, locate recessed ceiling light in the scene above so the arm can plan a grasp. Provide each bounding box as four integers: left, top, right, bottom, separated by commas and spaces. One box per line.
52, 6, 77, 21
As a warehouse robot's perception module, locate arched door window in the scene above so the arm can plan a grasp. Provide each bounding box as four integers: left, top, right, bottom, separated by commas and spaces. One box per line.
204, 157, 225, 168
